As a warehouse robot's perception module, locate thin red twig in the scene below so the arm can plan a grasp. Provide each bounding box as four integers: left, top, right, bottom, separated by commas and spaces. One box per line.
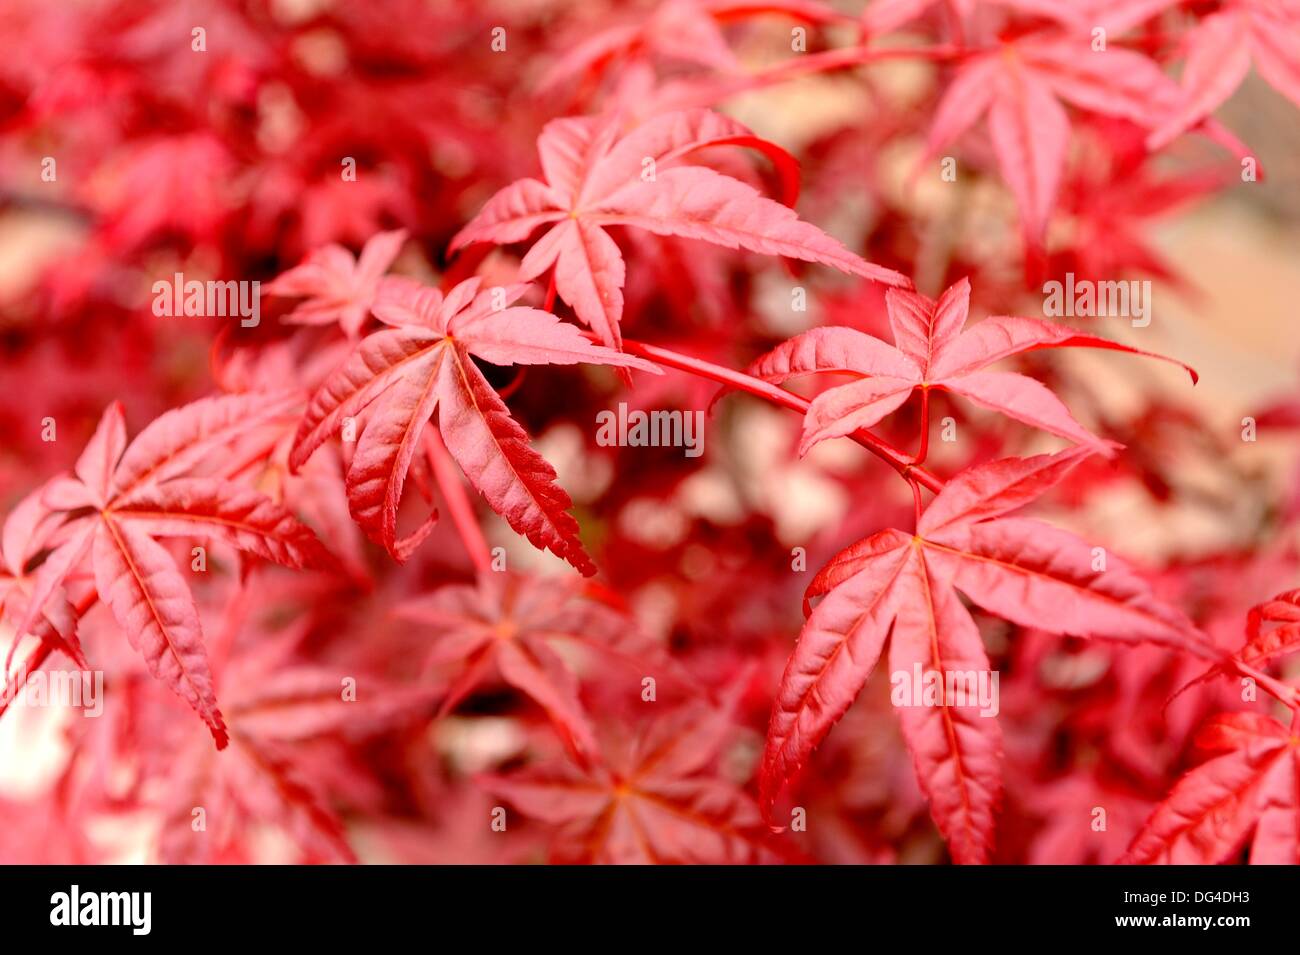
916, 386, 931, 467
1230, 658, 1299, 711
616, 336, 944, 493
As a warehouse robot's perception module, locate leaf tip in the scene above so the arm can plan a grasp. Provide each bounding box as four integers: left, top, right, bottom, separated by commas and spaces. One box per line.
209, 715, 230, 751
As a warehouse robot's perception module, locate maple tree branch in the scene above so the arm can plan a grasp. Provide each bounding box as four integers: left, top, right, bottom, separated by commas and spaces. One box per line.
669, 44, 970, 113
616, 337, 944, 493
425, 429, 493, 573
916, 385, 931, 467
1228, 658, 1299, 710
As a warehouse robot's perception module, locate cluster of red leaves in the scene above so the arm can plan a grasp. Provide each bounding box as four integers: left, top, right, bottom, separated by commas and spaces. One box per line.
1, 0, 1298, 865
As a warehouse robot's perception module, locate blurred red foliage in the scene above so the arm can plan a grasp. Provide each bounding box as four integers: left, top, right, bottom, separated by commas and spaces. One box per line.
0, 0, 1298, 865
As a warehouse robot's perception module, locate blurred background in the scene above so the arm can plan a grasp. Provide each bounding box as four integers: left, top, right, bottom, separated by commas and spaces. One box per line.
1, 0, 1298, 863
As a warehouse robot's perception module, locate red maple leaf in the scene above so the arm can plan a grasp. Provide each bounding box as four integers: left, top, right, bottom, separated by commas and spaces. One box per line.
396, 572, 681, 763
760, 447, 1212, 862
926, 30, 1186, 250
1123, 711, 1300, 863
1051, 123, 1230, 286
450, 107, 908, 350
746, 277, 1195, 456
1170, 587, 1300, 709
264, 228, 411, 340
1146, 0, 1300, 150
289, 276, 659, 573
15, 392, 337, 748
1243, 590, 1300, 668
482, 696, 789, 864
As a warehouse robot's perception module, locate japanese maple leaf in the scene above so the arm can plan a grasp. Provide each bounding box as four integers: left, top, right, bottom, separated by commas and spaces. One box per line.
396, 572, 678, 763
449, 108, 908, 351
926, 31, 1185, 249
264, 229, 409, 339
482, 699, 786, 864
16, 392, 337, 749
288, 276, 659, 574
1052, 129, 1229, 286
1122, 711, 1300, 864
1175, 587, 1300, 708
760, 447, 1212, 862
1243, 589, 1300, 669
1146, 0, 1300, 150
746, 277, 1195, 456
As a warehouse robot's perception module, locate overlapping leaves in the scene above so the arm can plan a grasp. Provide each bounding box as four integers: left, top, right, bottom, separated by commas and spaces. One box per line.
1123, 712, 1299, 864
396, 572, 676, 763
264, 228, 410, 339
926, 30, 1217, 249
484, 692, 786, 864
1123, 588, 1300, 863
16, 392, 336, 747
450, 107, 908, 351
289, 276, 660, 574
760, 446, 1213, 862
748, 277, 1195, 456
